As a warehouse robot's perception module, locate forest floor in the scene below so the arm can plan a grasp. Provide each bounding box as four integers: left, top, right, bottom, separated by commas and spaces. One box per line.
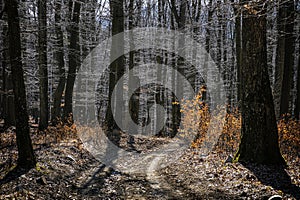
0, 125, 300, 200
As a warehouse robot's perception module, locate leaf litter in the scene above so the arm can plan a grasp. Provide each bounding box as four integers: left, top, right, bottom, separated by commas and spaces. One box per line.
0, 124, 299, 200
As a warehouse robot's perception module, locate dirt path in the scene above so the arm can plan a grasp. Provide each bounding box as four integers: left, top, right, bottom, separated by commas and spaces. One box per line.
0, 131, 299, 199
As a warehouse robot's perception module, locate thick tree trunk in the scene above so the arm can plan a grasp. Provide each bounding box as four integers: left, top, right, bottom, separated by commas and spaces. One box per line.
234, 1, 285, 165
64, 1, 81, 123
38, 0, 48, 130
51, 1, 66, 125
5, 0, 36, 168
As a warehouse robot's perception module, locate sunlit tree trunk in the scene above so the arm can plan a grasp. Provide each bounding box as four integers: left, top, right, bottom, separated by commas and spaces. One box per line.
234, 1, 285, 165
5, 0, 36, 168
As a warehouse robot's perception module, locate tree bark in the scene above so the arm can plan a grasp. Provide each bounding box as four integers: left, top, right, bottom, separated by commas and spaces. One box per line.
279, 0, 295, 117
5, 0, 36, 168
128, 0, 139, 134
0, 0, 4, 121
234, 1, 285, 165
4, 74, 15, 126
51, 0, 66, 125
0, 3, 16, 127
169, 0, 186, 137
294, 56, 300, 119
105, 0, 125, 132
38, 0, 48, 130
274, 0, 295, 118
64, 1, 81, 123
234, 1, 242, 107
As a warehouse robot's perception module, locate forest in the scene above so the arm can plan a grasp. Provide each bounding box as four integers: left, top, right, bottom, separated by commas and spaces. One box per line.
0, 0, 299, 199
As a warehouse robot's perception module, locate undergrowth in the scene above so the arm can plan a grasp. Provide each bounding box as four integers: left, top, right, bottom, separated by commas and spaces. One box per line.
37, 117, 77, 144
181, 92, 300, 161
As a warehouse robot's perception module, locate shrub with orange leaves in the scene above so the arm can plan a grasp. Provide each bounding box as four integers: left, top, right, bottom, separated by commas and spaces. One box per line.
181, 92, 241, 154
181, 93, 299, 158
41, 117, 77, 144
277, 116, 300, 160
214, 107, 241, 153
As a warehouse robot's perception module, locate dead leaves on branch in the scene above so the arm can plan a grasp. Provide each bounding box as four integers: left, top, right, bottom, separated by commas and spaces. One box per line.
181, 93, 300, 162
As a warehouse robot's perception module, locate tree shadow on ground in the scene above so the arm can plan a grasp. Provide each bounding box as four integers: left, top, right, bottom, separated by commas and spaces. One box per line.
243, 163, 300, 199
0, 166, 30, 185
158, 176, 241, 200
74, 163, 239, 199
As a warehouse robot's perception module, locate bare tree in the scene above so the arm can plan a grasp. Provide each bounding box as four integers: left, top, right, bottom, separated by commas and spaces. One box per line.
4, 0, 36, 168
51, 0, 66, 125
294, 57, 300, 119
0, 0, 15, 127
105, 0, 125, 132
274, 0, 296, 118
64, 1, 81, 123
38, 0, 48, 130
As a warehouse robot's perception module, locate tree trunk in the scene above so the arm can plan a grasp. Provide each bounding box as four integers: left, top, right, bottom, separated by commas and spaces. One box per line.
234, 1, 285, 165
279, 0, 295, 117
202, 0, 213, 98
5, 0, 36, 168
106, 0, 124, 133
0, 0, 4, 121
294, 57, 300, 119
38, 0, 48, 130
51, 0, 66, 125
205, 0, 213, 55
1, 8, 16, 127
128, 0, 139, 134
64, 1, 81, 123
274, 0, 295, 118
169, 0, 186, 137
234, 1, 242, 107
5, 74, 15, 126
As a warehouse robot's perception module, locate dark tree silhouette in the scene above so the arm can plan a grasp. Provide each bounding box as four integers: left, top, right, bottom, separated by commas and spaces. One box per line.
295, 57, 300, 119
4, 0, 36, 168
64, 1, 81, 123
234, 1, 285, 165
38, 0, 48, 130
51, 0, 66, 125
274, 0, 296, 118
105, 0, 125, 132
